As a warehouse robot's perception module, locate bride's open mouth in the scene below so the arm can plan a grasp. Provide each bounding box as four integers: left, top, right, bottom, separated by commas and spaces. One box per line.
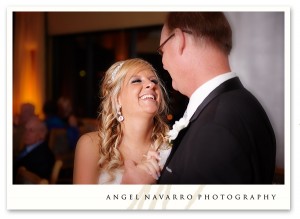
139, 94, 157, 102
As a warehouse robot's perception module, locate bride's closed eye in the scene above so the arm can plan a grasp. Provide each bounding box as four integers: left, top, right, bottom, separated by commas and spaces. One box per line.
131, 79, 142, 83
151, 79, 159, 84
130, 77, 158, 84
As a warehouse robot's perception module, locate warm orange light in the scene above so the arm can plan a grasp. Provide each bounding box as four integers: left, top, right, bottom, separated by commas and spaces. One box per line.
14, 46, 43, 117
13, 12, 45, 119
167, 114, 173, 121
18, 49, 42, 115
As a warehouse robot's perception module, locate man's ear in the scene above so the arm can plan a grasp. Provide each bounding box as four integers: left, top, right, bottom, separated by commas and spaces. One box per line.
174, 28, 186, 55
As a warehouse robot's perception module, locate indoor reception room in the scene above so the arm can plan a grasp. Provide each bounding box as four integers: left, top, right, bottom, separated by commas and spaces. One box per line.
11, 11, 284, 185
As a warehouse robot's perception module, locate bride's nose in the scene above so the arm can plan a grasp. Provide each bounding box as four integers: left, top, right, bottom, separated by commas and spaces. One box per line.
145, 80, 155, 89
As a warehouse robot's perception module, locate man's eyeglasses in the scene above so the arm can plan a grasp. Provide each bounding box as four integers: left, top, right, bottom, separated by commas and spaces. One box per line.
157, 30, 192, 56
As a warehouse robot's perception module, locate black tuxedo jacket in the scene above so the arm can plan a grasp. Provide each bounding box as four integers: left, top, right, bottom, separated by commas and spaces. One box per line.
13, 141, 55, 183
158, 77, 276, 184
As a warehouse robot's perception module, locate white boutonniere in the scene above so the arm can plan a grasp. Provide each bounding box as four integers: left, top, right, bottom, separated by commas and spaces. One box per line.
167, 117, 189, 145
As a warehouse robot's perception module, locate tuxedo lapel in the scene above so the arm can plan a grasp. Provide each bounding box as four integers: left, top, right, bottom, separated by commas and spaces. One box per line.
165, 126, 188, 163
159, 77, 244, 182
190, 77, 243, 123
159, 126, 189, 179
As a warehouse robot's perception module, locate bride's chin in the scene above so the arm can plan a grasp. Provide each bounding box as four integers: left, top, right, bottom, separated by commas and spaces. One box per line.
143, 108, 159, 117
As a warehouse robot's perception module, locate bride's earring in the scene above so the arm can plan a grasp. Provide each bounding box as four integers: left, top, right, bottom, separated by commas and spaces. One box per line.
117, 105, 124, 122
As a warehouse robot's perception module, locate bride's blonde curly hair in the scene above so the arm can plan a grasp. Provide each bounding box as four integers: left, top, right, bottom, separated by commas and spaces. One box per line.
97, 58, 169, 182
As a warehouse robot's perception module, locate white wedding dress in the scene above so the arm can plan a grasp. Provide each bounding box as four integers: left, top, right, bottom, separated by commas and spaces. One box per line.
98, 146, 171, 184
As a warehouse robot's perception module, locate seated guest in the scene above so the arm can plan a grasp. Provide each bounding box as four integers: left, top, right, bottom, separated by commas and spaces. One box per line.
13, 116, 55, 184
43, 98, 80, 150
57, 97, 80, 149
13, 103, 38, 157
43, 100, 65, 130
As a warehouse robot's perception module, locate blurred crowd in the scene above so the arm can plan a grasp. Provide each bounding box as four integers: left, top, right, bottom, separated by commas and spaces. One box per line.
12, 97, 86, 184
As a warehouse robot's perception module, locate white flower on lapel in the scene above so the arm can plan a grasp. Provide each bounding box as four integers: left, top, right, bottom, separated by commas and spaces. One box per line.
167, 117, 189, 143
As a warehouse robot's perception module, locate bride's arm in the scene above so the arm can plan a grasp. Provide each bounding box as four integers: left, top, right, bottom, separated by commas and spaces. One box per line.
73, 132, 99, 184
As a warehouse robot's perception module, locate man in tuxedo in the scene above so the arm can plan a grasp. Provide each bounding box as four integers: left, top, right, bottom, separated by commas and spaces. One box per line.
13, 116, 55, 184
156, 12, 276, 184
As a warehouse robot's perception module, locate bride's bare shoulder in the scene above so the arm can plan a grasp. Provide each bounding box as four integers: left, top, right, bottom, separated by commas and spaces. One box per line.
76, 131, 99, 149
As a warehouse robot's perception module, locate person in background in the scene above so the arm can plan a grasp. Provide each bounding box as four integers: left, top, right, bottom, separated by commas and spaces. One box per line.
57, 97, 80, 149
13, 103, 38, 159
43, 100, 64, 130
155, 12, 276, 184
13, 116, 55, 184
43, 97, 80, 149
73, 58, 171, 184
13, 103, 38, 127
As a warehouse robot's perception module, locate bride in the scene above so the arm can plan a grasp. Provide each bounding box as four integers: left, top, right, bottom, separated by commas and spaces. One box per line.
73, 58, 171, 184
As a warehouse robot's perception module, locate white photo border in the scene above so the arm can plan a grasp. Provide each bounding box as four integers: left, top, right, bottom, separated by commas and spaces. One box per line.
7, 6, 290, 210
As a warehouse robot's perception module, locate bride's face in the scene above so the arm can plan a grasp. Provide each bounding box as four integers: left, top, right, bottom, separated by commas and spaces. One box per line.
118, 69, 161, 119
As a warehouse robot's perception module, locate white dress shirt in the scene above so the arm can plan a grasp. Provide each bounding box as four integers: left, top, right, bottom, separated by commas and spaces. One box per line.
183, 72, 237, 121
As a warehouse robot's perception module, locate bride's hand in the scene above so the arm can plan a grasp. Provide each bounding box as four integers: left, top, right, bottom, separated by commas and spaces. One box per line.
137, 150, 161, 180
